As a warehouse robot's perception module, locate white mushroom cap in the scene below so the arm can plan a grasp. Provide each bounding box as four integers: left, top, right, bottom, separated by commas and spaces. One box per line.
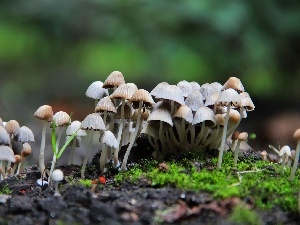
95, 96, 117, 113
189, 81, 201, 92
100, 130, 119, 148
0, 118, 4, 127
215, 88, 241, 107
200, 83, 221, 101
103, 71, 125, 89
17, 126, 35, 142
177, 80, 192, 97
150, 82, 169, 98
193, 106, 216, 127
85, 81, 109, 100
51, 169, 64, 182
279, 145, 291, 157
240, 92, 255, 111
34, 105, 53, 122
0, 126, 11, 145
53, 111, 71, 127
110, 83, 138, 100
0, 146, 15, 162
154, 84, 185, 105
66, 121, 87, 136
185, 91, 204, 112
141, 123, 159, 139
173, 105, 193, 124
147, 108, 173, 127
81, 113, 105, 131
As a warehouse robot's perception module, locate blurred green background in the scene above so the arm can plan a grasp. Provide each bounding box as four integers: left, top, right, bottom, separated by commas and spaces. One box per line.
1, 0, 300, 149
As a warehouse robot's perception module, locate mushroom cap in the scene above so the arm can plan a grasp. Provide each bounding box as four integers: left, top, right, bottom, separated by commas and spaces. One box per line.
132, 108, 150, 121
279, 145, 291, 157
222, 77, 245, 93
193, 106, 216, 127
228, 109, 241, 125
81, 113, 105, 131
14, 154, 21, 164
130, 89, 155, 109
53, 111, 71, 127
110, 83, 138, 100
147, 108, 173, 127
177, 80, 192, 97
200, 83, 222, 101
0, 146, 15, 162
95, 96, 117, 113
141, 123, 159, 139
150, 82, 169, 98
66, 121, 87, 136
232, 130, 240, 141
240, 92, 255, 111
100, 130, 118, 148
215, 88, 241, 107
189, 81, 201, 92
215, 114, 225, 126
293, 128, 300, 141
153, 84, 185, 105
0, 126, 11, 145
5, 120, 20, 137
21, 142, 32, 157
34, 105, 53, 122
17, 126, 35, 143
85, 81, 109, 100
103, 71, 126, 89
51, 169, 64, 182
185, 91, 204, 111
238, 132, 248, 141
173, 105, 193, 124
204, 92, 219, 107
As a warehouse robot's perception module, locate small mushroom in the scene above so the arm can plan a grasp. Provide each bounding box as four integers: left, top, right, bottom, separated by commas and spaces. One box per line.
51, 169, 64, 196
289, 128, 300, 181
16, 143, 32, 174
85, 81, 109, 107
11, 155, 21, 175
0, 145, 15, 180
233, 132, 248, 167
279, 145, 291, 175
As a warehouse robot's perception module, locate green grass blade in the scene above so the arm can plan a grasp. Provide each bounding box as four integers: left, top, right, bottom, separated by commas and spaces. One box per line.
56, 129, 79, 159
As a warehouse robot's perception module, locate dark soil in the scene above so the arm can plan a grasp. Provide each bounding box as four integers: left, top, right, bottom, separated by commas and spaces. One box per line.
0, 138, 299, 225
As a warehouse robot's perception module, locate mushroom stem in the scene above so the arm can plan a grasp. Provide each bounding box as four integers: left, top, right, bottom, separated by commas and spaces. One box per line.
113, 99, 125, 167
54, 181, 61, 196
233, 140, 242, 167
159, 121, 167, 157
68, 137, 77, 165
178, 118, 186, 151
289, 141, 300, 181
0, 167, 6, 180
18, 156, 26, 174
81, 131, 95, 179
39, 121, 48, 177
121, 101, 142, 171
99, 143, 107, 173
217, 104, 231, 169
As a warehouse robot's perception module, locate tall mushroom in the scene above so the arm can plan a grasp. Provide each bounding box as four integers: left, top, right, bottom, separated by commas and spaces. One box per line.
289, 128, 300, 181
215, 88, 241, 169
80, 113, 105, 179
34, 105, 53, 177
121, 89, 155, 171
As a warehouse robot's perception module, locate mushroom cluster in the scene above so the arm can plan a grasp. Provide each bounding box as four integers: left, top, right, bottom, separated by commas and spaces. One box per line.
0, 118, 34, 180
77, 73, 256, 173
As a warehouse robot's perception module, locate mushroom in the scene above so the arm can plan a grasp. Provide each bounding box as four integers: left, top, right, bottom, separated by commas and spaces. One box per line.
121, 89, 155, 171
222, 77, 245, 93
49, 111, 71, 183
215, 88, 241, 169
177, 80, 192, 98
85, 81, 109, 107
279, 145, 291, 175
11, 154, 21, 175
51, 169, 64, 196
233, 132, 248, 167
0, 126, 11, 146
230, 130, 240, 150
0, 145, 15, 180
66, 121, 87, 165
16, 126, 35, 143
260, 150, 268, 161
80, 113, 106, 179
16, 142, 32, 174
99, 130, 118, 173
5, 120, 20, 148
110, 83, 138, 167
34, 105, 53, 177
189, 81, 201, 92
102, 71, 126, 90
289, 128, 300, 181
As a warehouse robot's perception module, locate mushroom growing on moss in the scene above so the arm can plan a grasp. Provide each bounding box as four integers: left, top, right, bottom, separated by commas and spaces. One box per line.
34, 105, 53, 177
289, 128, 300, 181
215, 88, 241, 169
233, 132, 248, 167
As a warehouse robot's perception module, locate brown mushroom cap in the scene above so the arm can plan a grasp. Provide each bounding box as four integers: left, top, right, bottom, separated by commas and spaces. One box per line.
173, 105, 193, 124
34, 105, 53, 122
222, 77, 245, 93
5, 120, 20, 137
53, 111, 71, 127
130, 89, 155, 109
14, 154, 22, 164
232, 130, 240, 141
110, 83, 138, 100
293, 128, 300, 141
95, 96, 117, 113
103, 71, 126, 89
240, 92, 255, 111
238, 132, 248, 141
21, 142, 32, 157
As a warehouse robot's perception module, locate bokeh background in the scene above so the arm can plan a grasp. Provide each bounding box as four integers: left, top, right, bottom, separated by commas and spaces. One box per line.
1, 0, 300, 161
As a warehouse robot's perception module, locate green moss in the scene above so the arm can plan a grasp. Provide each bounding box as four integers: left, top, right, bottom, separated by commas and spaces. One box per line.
0, 184, 12, 195
230, 204, 263, 225
78, 179, 93, 188
114, 152, 300, 212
